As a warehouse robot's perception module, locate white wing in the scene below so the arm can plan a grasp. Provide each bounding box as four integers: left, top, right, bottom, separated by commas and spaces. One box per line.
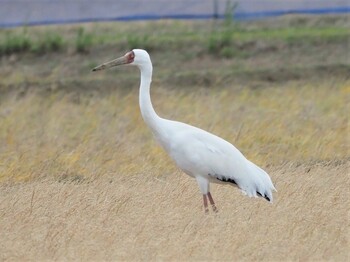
156, 119, 276, 202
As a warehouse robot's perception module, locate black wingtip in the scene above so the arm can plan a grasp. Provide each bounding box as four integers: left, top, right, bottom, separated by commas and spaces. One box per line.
257, 192, 271, 202
213, 174, 237, 185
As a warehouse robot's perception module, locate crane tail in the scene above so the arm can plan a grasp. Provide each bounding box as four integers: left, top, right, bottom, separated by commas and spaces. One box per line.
241, 160, 276, 203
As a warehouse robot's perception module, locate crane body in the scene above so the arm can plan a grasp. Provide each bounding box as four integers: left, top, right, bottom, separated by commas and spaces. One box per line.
92, 49, 276, 213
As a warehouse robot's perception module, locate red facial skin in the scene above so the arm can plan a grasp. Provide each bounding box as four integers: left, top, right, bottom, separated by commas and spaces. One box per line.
126, 51, 135, 63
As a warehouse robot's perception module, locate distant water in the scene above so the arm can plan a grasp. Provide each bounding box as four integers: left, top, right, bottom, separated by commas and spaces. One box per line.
0, 0, 349, 27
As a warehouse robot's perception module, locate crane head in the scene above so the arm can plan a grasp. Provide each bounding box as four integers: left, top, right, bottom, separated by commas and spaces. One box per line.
92, 49, 151, 72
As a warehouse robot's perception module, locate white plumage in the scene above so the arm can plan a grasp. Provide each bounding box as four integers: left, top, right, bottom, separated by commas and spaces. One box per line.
93, 49, 276, 213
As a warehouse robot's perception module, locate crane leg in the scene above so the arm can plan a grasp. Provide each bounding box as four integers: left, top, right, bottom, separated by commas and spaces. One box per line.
207, 192, 218, 213
202, 194, 209, 213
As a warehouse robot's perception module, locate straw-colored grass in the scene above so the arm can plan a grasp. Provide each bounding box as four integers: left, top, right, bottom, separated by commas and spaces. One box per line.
1, 161, 348, 261
0, 80, 348, 182
1, 79, 349, 261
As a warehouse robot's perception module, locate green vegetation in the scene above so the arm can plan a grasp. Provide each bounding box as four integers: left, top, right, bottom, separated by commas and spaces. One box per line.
0, 30, 65, 55
207, 0, 240, 57
32, 32, 65, 54
75, 27, 93, 53
0, 32, 31, 54
0, 15, 348, 57
127, 35, 154, 51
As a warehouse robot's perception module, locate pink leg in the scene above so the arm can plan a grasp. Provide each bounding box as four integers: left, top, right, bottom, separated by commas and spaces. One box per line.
203, 194, 209, 213
207, 192, 218, 213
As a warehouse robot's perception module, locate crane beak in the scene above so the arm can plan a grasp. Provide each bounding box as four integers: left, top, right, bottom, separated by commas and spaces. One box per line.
92, 55, 128, 72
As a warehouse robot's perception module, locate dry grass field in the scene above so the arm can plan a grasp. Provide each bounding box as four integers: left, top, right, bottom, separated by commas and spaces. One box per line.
0, 15, 349, 261
1, 162, 349, 261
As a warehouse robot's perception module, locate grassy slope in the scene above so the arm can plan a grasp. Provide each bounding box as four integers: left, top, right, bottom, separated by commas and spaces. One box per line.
0, 15, 349, 261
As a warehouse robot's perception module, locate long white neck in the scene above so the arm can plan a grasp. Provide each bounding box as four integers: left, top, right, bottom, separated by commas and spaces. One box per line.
138, 63, 162, 133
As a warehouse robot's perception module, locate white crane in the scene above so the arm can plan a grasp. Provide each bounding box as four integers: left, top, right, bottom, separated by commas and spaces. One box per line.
92, 49, 276, 213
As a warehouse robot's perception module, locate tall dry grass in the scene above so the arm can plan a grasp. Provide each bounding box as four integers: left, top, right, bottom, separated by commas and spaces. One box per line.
0, 77, 349, 261
1, 161, 348, 261
0, 80, 348, 182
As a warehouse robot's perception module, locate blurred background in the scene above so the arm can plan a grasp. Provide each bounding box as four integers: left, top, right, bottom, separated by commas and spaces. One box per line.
0, 1, 349, 261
